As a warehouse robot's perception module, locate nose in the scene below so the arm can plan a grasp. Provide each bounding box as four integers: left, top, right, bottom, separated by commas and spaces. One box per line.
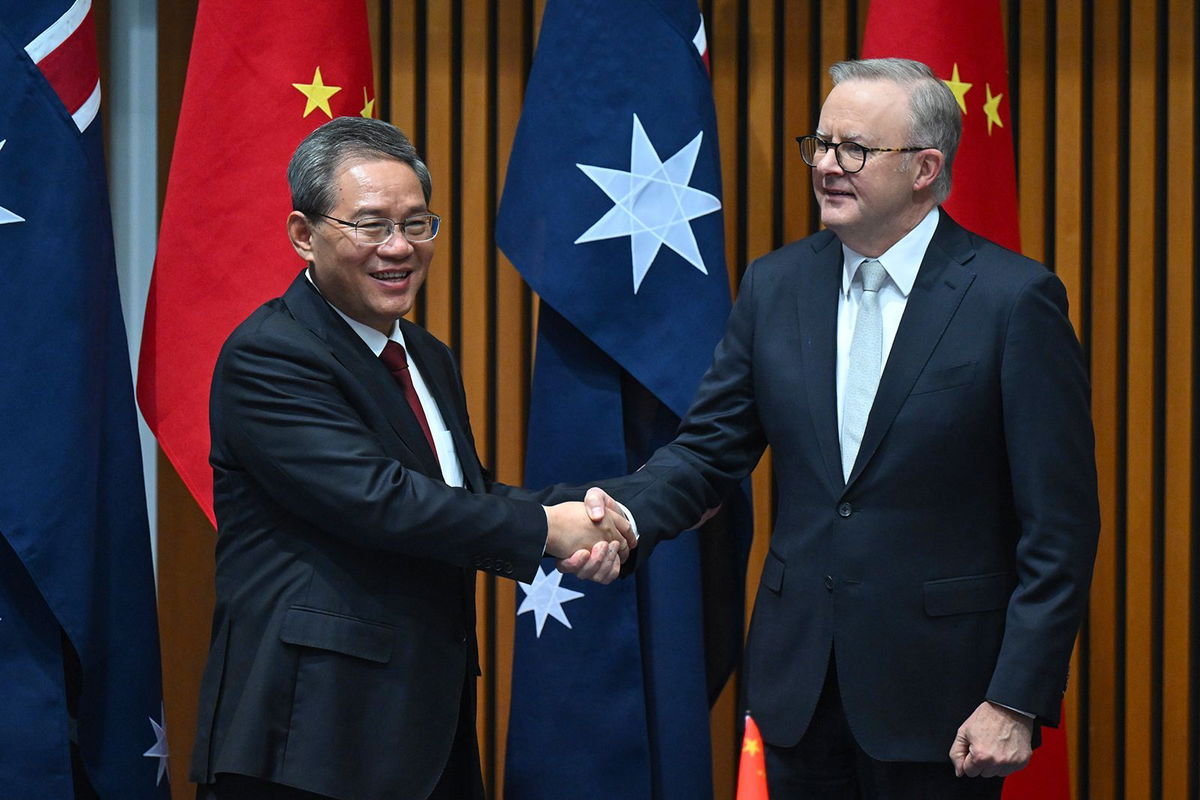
376, 229, 415, 257
815, 145, 844, 175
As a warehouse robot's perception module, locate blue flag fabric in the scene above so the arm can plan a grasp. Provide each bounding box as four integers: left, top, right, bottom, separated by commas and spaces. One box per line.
499, 2, 747, 797
0, 5, 168, 798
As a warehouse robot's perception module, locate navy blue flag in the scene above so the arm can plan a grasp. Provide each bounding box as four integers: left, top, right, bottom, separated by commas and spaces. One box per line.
0, 4, 169, 798
500, 1, 751, 797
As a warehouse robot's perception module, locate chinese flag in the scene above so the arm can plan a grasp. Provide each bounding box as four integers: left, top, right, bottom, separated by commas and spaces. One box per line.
863, 3, 1070, 799
736, 713, 770, 800
138, 0, 375, 523
862, 0, 1020, 252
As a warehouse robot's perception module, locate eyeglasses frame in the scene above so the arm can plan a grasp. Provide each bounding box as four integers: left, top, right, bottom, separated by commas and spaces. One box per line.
315, 212, 442, 245
795, 135, 932, 174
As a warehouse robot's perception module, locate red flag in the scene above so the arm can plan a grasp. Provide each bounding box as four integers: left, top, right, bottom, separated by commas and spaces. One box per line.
862, 0, 1020, 252
863, 4, 1069, 798
138, 0, 375, 523
736, 713, 770, 800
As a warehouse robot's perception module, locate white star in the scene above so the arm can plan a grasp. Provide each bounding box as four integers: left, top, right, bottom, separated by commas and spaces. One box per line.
517, 566, 585, 637
575, 114, 721, 293
0, 140, 26, 226
142, 703, 169, 786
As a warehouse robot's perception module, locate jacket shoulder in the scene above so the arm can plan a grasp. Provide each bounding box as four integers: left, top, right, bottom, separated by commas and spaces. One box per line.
745, 229, 839, 281
217, 296, 311, 359
935, 216, 1054, 287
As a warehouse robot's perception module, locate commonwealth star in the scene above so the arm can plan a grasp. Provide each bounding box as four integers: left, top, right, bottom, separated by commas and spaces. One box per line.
575, 114, 721, 293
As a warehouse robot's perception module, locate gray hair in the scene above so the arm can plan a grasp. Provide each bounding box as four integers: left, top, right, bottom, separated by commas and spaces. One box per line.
287, 117, 432, 217
829, 58, 961, 203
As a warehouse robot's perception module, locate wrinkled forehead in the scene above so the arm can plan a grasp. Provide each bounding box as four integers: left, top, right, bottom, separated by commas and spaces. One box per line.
817, 79, 912, 143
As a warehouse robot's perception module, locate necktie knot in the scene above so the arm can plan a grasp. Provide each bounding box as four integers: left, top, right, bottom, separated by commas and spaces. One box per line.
380, 340, 410, 374
858, 259, 887, 293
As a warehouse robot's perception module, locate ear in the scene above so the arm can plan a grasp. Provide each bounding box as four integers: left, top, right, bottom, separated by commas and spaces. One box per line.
287, 211, 317, 262
910, 149, 945, 193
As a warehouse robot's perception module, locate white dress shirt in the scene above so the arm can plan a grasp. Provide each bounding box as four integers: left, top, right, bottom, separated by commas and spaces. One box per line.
835, 207, 940, 433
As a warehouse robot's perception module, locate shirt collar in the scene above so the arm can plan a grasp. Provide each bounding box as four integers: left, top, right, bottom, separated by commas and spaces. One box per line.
840, 207, 940, 298
305, 268, 404, 356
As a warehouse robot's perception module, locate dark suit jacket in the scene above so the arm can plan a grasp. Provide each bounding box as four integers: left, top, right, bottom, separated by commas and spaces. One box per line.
190, 272, 549, 800
605, 212, 1100, 761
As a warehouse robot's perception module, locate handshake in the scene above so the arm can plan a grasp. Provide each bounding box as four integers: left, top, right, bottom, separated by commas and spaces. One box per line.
542, 487, 633, 585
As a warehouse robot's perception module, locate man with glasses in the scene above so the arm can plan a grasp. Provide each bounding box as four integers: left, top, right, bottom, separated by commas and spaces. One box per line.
191, 117, 634, 800
575, 58, 1099, 797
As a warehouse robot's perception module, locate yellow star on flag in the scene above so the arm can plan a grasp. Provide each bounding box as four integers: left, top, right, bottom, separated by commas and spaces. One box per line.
360, 87, 376, 118
293, 67, 342, 118
983, 83, 1004, 135
943, 63, 972, 114
742, 737, 762, 757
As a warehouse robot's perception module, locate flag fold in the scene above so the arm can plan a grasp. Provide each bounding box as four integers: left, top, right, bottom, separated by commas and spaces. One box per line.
0, 2, 167, 796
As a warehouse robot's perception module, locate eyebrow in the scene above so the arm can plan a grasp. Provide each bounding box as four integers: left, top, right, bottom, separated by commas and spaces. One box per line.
348, 205, 428, 219
815, 130, 868, 143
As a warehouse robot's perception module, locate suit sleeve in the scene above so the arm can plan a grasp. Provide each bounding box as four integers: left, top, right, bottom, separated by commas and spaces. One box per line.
604, 260, 770, 569
986, 270, 1100, 724
212, 320, 548, 579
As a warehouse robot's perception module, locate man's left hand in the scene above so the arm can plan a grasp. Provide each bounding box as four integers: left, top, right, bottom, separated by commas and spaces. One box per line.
558, 540, 622, 584
948, 701, 1034, 778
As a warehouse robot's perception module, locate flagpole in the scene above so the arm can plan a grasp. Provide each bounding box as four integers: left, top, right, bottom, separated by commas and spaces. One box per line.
108, 0, 160, 571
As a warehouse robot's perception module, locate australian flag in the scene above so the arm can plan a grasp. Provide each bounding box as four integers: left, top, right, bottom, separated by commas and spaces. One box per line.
0, 4, 168, 798
500, 1, 750, 797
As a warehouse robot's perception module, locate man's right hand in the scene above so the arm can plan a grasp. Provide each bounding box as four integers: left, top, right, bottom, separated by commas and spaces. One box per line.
543, 499, 635, 584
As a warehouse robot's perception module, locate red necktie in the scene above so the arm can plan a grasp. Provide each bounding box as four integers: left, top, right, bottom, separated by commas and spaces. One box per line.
379, 341, 439, 460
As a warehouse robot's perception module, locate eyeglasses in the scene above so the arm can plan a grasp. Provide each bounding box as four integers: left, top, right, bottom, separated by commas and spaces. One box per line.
316, 212, 441, 244
795, 135, 930, 174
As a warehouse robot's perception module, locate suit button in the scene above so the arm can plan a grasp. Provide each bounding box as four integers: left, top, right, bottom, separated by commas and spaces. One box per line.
837, 502, 853, 517
824, 575, 835, 591
481, 557, 493, 569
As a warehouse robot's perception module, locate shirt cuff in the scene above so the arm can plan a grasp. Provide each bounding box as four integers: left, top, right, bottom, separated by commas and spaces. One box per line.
612, 500, 639, 540
991, 701, 1035, 719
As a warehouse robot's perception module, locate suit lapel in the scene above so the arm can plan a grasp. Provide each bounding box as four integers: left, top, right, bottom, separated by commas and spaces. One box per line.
797, 232, 847, 495
282, 274, 444, 478
844, 214, 977, 488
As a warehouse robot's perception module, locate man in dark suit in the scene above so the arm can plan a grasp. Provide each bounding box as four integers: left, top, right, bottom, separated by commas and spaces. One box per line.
575, 58, 1100, 797
190, 117, 633, 800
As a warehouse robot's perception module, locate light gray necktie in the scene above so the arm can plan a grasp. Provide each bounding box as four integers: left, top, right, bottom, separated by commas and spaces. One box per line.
841, 259, 888, 482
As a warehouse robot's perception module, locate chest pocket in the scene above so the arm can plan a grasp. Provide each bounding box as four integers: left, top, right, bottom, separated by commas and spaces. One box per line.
910, 361, 976, 396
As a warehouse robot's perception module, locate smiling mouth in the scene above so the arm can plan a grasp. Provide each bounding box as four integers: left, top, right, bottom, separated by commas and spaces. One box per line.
372, 270, 412, 282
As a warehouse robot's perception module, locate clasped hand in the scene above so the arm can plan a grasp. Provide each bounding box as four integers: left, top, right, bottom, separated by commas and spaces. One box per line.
543, 487, 635, 584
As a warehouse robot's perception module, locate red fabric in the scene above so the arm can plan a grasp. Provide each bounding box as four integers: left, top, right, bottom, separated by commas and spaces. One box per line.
35, 9, 98, 114
863, 4, 1070, 798
379, 341, 439, 459
862, 0, 1021, 252
137, 0, 375, 524
736, 713, 770, 800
